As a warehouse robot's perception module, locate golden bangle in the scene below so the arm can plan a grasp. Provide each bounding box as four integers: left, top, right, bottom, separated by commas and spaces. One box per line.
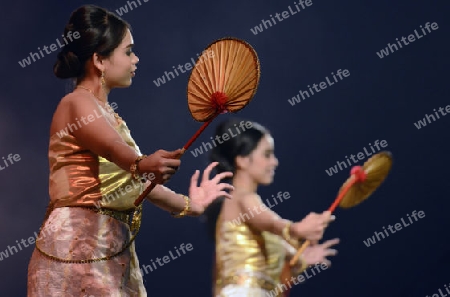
130, 155, 147, 180
282, 221, 293, 242
171, 195, 190, 218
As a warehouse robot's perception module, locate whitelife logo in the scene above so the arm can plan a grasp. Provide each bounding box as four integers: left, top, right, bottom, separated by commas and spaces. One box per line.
288, 69, 350, 106
228, 192, 291, 227
363, 210, 425, 247
414, 104, 450, 130
18, 31, 81, 68
0, 153, 21, 172
267, 263, 329, 296
55, 103, 119, 138
376, 22, 439, 59
190, 121, 253, 158
250, 0, 313, 35
325, 140, 388, 177
132, 243, 193, 278
114, 0, 149, 16
152, 50, 215, 87
425, 282, 450, 297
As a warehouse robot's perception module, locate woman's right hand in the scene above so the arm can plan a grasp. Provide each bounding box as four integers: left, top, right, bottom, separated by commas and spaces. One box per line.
138, 149, 183, 184
291, 211, 335, 242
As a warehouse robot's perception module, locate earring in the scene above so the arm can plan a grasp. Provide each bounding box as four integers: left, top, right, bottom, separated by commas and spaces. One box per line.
100, 71, 106, 88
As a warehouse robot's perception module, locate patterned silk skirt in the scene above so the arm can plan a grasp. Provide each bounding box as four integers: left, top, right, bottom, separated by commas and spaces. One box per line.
27, 206, 146, 297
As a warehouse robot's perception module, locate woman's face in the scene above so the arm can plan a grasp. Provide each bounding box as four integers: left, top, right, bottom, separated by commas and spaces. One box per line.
241, 134, 279, 185
103, 28, 139, 88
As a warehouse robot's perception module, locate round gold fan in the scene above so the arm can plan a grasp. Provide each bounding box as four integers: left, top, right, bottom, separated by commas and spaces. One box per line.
338, 151, 393, 208
134, 37, 260, 206
289, 151, 393, 266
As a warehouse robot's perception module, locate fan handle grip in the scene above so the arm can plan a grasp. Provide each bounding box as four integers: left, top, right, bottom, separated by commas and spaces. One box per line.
289, 166, 366, 267
133, 117, 217, 207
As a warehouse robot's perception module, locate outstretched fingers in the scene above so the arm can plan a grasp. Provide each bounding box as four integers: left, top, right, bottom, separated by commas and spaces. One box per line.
321, 238, 340, 249
212, 171, 233, 183
190, 170, 200, 187
216, 191, 233, 200
324, 248, 338, 257
321, 239, 339, 260
201, 162, 219, 183
216, 183, 234, 198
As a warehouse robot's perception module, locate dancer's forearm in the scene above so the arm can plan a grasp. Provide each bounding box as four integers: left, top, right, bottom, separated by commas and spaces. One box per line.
146, 184, 191, 215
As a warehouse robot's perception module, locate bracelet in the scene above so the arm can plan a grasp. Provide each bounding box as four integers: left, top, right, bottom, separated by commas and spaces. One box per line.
282, 221, 293, 243
171, 195, 190, 218
130, 155, 147, 180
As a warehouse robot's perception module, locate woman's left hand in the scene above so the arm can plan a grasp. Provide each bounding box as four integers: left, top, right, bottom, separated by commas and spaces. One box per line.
188, 162, 234, 216
301, 238, 340, 267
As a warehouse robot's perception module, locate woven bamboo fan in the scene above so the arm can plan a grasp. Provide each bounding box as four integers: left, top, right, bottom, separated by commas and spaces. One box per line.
134, 37, 260, 206
289, 151, 393, 266
186, 37, 260, 122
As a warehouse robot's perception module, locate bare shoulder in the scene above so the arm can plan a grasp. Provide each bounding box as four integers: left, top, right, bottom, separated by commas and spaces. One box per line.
236, 192, 263, 209
50, 91, 98, 135
60, 91, 98, 108
219, 192, 258, 221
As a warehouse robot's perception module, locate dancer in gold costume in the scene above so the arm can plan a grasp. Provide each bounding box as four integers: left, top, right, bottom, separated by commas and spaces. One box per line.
27, 5, 233, 297
204, 119, 339, 297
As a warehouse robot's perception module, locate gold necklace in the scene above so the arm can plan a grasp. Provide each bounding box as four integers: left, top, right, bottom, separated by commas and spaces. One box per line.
76, 86, 123, 124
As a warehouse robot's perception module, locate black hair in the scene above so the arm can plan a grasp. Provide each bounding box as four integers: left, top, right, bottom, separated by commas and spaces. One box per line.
202, 118, 270, 242
54, 5, 131, 80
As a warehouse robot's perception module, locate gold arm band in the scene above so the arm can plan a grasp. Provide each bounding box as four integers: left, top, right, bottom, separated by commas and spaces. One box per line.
282, 221, 293, 242
130, 155, 147, 180
171, 195, 190, 218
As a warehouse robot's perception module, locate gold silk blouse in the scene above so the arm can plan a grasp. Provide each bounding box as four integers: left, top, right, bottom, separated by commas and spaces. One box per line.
214, 214, 287, 294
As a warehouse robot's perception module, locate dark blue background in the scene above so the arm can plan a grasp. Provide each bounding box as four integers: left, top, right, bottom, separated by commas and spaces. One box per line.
1, 0, 449, 296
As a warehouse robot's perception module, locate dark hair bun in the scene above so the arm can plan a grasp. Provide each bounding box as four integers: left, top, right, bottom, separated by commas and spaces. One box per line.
53, 5, 131, 80
210, 148, 234, 173
54, 51, 81, 79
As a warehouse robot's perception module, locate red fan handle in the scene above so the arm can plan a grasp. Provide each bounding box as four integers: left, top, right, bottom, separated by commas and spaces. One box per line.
133, 116, 217, 207
289, 166, 366, 266
133, 91, 229, 207
328, 166, 367, 212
